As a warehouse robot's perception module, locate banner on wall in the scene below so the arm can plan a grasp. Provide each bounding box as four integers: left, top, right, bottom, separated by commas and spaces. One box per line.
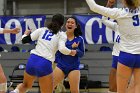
0, 15, 46, 44
73, 14, 116, 44
0, 14, 117, 44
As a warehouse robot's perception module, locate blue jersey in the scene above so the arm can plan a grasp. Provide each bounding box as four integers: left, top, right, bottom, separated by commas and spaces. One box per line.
55, 36, 85, 69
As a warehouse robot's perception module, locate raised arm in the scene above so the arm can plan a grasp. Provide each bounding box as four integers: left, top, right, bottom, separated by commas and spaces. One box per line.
101, 16, 118, 31
0, 28, 20, 34
86, 0, 120, 19
22, 28, 42, 44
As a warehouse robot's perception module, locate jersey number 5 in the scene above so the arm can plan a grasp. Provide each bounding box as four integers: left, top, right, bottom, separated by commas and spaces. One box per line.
132, 15, 140, 26
42, 30, 54, 41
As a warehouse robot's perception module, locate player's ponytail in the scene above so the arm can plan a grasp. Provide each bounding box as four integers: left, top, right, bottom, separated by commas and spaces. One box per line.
48, 14, 64, 34
134, 0, 140, 8
125, 0, 140, 10
74, 24, 82, 37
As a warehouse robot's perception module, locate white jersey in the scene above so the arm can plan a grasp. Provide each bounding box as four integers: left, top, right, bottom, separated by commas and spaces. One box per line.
0, 28, 3, 33
86, 0, 140, 54
25, 27, 71, 62
101, 17, 120, 56
112, 31, 120, 56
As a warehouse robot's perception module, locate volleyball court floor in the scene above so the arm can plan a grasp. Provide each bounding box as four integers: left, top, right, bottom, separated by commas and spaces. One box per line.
8, 88, 109, 93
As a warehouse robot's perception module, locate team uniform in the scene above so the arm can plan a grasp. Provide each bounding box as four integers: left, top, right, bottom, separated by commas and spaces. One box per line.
101, 17, 120, 69
86, 0, 140, 68
55, 35, 85, 76
23, 27, 71, 77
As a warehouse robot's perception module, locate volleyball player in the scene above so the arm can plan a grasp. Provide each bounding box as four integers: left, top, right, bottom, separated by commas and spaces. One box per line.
86, 0, 140, 92
0, 27, 20, 93
10, 14, 77, 93
53, 16, 85, 93
104, 0, 118, 92
101, 16, 119, 93
102, 16, 135, 93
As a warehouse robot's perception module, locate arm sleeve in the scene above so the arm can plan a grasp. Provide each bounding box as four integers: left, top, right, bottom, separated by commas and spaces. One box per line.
86, 0, 121, 19
101, 16, 118, 31
22, 35, 32, 44
30, 28, 42, 41
58, 32, 71, 55
76, 37, 85, 58
21, 28, 43, 44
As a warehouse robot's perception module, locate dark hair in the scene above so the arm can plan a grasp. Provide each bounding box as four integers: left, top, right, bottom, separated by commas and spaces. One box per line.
68, 16, 82, 37
47, 14, 64, 34
125, 0, 139, 10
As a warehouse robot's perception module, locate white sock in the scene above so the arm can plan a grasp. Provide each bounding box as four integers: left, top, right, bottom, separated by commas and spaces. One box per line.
13, 89, 19, 93
108, 91, 117, 93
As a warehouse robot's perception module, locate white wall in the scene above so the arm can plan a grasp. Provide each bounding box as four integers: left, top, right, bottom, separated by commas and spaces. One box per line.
0, 0, 4, 15
6, 0, 108, 15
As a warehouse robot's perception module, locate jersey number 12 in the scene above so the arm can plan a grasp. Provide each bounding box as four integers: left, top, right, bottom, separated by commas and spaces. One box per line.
42, 30, 54, 41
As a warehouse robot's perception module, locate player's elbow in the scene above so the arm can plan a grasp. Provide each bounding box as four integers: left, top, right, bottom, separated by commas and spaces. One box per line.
76, 49, 85, 58
59, 47, 71, 55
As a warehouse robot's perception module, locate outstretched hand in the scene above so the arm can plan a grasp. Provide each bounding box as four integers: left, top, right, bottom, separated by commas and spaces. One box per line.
106, 0, 116, 7
11, 28, 20, 34
24, 30, 32, 35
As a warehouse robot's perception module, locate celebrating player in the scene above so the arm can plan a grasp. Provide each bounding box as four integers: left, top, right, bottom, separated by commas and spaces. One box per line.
53, 16, 85, 93
10, 14, 76, 93
0, 27, 20, 93
86, 0, 140, 92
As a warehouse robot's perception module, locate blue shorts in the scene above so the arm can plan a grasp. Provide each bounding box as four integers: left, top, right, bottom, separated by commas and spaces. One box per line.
57, 64, 80, 77
118, 51, 140, 68
26, 54, 53, 77
112, 55, 118, 69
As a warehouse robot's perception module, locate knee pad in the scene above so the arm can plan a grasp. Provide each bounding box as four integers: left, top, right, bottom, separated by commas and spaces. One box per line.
0, 83, 7, 92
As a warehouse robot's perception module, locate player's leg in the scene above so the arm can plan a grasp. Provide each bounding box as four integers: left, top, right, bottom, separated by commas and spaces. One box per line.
10, 54, 39, 93
133, 68, 140, 93
108, 68, 117, 93
132, 56, 140, 93
39, 73, 53, 93
127, 75, 135, 93
68, 70, 80, 93
0, 64, 7, 93
34, 56, 53, 93
117, 62, 132, 93
117, 51, 136, 93
10, 71, 36, 93
108, 55, 118, 93
53, 66, 65, 90
133, 55, 140, 93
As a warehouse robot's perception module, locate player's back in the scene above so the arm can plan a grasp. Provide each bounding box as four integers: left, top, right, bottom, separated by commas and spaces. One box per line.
116, 8, 140, 54
31, 27, 63, 62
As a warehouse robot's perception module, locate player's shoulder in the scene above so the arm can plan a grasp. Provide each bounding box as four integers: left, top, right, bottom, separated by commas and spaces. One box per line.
39, 27, 49, 30
34, 27, 48, 32
58, 31, 66, 36
76, 36, 84, 41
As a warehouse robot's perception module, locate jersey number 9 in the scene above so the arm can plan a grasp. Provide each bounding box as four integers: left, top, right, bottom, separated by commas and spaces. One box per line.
132, 15, 140, 26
